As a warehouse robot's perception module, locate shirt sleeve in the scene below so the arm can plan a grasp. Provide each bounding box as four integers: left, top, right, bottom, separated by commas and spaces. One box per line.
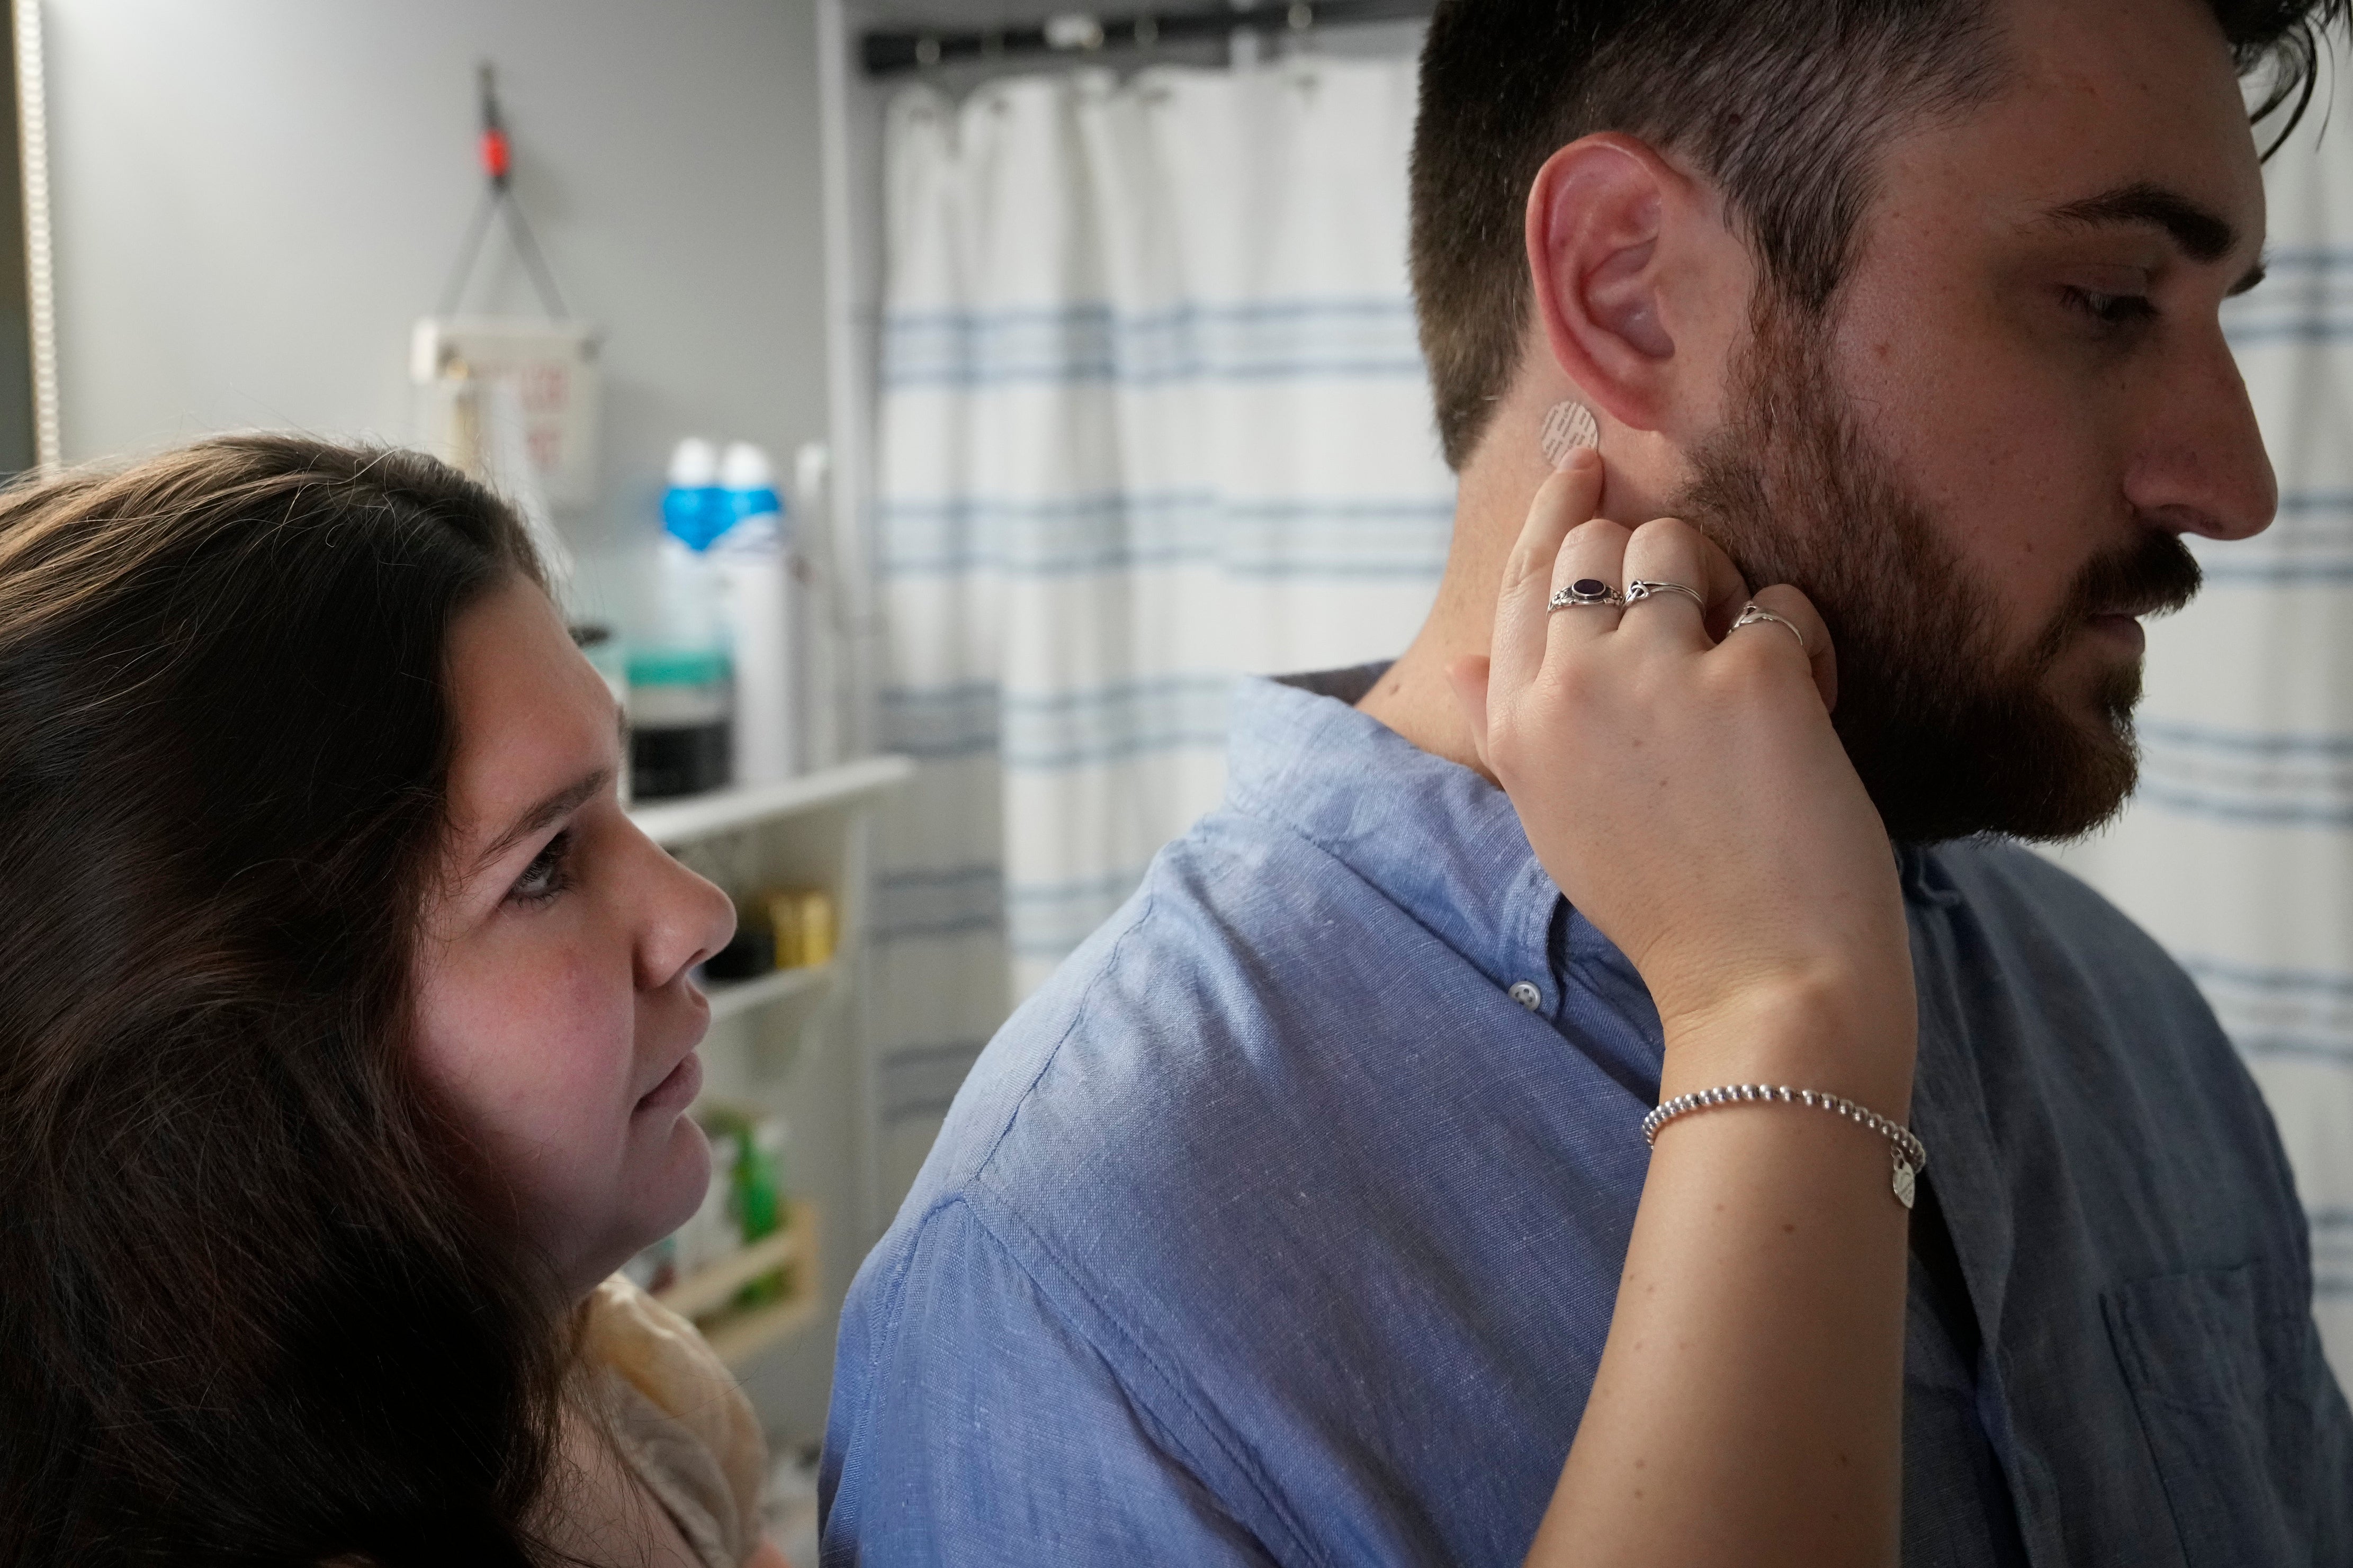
820, 1195, 1277, 1568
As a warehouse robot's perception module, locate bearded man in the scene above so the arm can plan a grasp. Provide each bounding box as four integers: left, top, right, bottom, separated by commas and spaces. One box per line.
822, 2, 2353, 1563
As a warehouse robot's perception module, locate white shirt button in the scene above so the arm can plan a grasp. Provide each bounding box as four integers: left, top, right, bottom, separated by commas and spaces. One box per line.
1508, 980, 1543, 1012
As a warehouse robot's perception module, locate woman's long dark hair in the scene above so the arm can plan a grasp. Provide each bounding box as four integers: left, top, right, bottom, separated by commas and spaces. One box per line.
0, 436, 575, 1564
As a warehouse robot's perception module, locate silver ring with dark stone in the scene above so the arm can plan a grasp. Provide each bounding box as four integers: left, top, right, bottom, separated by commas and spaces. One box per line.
1548, 578, 1624, 611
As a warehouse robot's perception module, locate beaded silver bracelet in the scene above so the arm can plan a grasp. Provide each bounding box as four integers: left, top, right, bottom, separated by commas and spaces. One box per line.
1641, 1084, 1927, 1209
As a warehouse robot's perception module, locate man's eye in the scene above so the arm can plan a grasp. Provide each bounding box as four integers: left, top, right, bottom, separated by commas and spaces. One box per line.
508, 829, 576, 906
2063, 286, 2157, 328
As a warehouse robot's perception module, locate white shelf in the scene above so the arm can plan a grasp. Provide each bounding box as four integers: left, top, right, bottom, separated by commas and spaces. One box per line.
627, 754, 914, 848
704, 961, 835, 1022
652, 1201, 822, 1371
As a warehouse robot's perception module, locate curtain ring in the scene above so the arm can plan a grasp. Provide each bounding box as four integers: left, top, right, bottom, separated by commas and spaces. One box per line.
914, 34, 941, 68
1288, 2, 1313, 30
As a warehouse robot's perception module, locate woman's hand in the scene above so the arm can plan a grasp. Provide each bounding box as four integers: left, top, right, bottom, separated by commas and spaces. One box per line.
1468, 450, 1918, 1568
1446, 449, 1912, 1069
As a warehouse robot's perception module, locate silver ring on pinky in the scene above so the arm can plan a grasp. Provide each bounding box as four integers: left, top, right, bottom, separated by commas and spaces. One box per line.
1732, 602, 1807, 652
1548, 577, 1625, 611
1625, 579, 1705, 610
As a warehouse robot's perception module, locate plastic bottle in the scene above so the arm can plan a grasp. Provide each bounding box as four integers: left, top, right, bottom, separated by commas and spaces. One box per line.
713, 440, 796, 785
655, 437, 728, 645
632, 438, 734, 799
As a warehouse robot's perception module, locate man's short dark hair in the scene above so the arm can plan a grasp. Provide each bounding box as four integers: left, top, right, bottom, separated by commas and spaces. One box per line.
1411, 0, 2345, 471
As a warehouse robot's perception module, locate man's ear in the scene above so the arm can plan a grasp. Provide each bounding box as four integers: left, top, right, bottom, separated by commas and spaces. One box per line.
1524, 134, 1718, 435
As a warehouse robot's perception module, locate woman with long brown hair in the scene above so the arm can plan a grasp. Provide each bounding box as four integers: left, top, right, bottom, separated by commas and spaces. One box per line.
0, 435, 782, 1566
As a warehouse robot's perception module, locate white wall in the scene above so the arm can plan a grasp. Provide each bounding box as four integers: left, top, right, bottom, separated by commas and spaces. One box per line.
43, 0, 829, 627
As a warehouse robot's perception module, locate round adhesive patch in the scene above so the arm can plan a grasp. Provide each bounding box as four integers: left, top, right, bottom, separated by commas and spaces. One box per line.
1540, 401, 1600, 468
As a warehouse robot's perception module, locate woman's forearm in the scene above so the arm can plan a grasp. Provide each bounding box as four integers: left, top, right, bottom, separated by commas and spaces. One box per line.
1528, 983, 1916, 1568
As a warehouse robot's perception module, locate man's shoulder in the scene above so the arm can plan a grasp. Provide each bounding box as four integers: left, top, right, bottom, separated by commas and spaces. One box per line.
1927, 834, 2202, 993
906, 804, 1450, 1216
1924, 835, 2272, 1134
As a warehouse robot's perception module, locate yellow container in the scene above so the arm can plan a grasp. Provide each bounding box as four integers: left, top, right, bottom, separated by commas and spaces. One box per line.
757, 887, 836, 969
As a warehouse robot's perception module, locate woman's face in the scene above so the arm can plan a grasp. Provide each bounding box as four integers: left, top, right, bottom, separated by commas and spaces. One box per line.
414, 576, 735, 1297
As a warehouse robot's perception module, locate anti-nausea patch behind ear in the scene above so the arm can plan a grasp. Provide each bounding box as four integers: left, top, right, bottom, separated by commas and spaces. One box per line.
1540, 401, 1600, 470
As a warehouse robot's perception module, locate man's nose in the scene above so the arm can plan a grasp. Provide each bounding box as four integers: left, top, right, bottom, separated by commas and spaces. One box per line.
2124, 326, 2277, 542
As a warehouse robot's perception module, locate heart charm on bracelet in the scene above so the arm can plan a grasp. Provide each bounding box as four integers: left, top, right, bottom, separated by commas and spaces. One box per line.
1892, 1158, 1918, 1209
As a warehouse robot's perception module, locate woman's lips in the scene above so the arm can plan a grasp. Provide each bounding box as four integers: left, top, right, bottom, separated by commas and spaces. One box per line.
635, 1049, 703, 1115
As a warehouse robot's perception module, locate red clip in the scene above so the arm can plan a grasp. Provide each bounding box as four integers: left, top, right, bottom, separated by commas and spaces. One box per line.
480, 127, 510, 182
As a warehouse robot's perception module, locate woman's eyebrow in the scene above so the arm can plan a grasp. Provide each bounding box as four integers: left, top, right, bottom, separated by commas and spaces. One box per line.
475, 769, 609, 873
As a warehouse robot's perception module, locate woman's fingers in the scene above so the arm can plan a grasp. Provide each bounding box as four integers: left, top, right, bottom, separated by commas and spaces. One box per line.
1493, 450, 1606, 698
1543, 516, 1634, 652
1729, 583, 1839, 713
1615, 517, 1752, 647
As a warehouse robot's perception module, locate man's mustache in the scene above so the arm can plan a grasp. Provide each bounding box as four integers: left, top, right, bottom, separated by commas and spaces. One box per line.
2032, 530, 2204, 666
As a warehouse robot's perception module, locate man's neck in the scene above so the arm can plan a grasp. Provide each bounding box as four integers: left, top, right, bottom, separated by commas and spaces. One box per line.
1357, 447, 1562, 782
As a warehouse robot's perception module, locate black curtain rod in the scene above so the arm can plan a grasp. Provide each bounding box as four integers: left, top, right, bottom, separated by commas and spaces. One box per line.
861, 0, 1433, 77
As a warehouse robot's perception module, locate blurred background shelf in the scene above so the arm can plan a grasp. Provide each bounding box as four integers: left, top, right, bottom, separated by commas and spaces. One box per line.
707, 960, 836, 1022
627, 754, 913, 848
655, 1200, 823, 1371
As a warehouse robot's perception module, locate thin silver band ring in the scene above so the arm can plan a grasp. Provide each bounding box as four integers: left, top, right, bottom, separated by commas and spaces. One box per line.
1732, 602, 1807, 653
1625, 579, 1705, 610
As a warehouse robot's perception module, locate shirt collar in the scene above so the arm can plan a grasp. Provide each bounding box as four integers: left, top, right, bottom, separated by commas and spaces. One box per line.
1222, 665, 1564, 1004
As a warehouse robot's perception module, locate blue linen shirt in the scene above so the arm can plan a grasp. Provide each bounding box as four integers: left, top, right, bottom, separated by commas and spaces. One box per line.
823, 666, 2353, 1567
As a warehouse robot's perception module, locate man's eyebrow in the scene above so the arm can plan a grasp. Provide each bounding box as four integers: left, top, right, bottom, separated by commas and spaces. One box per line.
2044, 181, 2240, 264
476, 770, 607, 873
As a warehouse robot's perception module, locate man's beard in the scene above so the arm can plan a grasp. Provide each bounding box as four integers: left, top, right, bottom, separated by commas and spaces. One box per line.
1671, 301, 2203, 844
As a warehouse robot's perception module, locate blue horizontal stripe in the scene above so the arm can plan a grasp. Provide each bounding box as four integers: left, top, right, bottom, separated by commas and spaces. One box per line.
2259, 249, 2353, 268
2181, 954, 2353, 996
2232, 1031, 2353, 1066
883, 357, 1431, 390
1001, 673, 1232, 711
882, 551, 1448, 581
884, 298, 1415, 330
883, 1095, 965, 1127
881, 1039, 986, 1124
879, 864, 1004, 891
883, 674, 1231, 708
887, 733, 1002, 761
2133, 780, 2353, 829
882, 1039, 991, 1068
879, 682, 998, 755
2196, 559, 2353, 584
1007, 867, 1154, 906
881, 492, 1452, 521
881, 295, 1428, 390
2139, 720, 2353, 758
1006, 730, 1229, 770
882, 673, 1241, 767
879, 489, 1452, 581
875, 914, 1004, 943
877, 682, 999, 709
2226, 321, 2353, 347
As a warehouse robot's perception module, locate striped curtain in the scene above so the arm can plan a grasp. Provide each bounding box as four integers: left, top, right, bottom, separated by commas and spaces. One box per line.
865, 56, 1451, 1195
2050, 78, 2353, 1378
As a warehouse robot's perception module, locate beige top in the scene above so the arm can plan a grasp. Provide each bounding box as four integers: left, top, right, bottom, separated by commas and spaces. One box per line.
578, 1275, 769, 1568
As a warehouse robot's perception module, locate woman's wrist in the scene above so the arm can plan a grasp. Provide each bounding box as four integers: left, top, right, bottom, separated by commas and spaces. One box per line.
1656, 968, 1919, 1113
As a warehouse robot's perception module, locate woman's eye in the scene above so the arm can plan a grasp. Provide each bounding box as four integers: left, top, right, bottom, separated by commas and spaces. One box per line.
2063, 285, 2157, 328
508, 828, 576, 907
